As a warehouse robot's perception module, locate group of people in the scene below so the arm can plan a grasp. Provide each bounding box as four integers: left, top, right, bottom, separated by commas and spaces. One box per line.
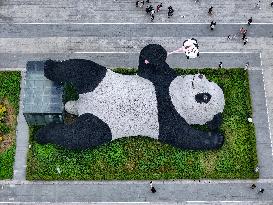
226, 17, 253, 45
208, 5, 254, 46
136, 0, 174, 21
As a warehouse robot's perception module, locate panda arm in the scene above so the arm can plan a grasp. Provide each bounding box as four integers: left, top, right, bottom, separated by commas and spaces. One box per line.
206, 113, 222, 130
44, 59, 108, 94
35, 113, 112, 149
159, 119, 224, 150
157, 100, 224, 150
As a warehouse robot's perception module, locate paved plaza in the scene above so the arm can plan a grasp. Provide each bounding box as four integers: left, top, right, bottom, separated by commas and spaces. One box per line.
1, 0, 273, 204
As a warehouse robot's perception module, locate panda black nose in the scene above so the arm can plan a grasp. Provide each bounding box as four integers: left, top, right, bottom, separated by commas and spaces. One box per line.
195, 92, 212, 104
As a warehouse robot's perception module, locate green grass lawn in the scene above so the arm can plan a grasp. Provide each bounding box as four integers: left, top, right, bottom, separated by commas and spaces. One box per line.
0, 72, 21, 179
26, 68, 258, 180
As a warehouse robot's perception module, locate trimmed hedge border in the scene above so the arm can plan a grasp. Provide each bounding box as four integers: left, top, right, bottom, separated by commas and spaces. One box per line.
26, 68, 258, 180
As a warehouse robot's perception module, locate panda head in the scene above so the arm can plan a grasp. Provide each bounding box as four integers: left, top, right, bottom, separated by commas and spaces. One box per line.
169, 74, 225, 125
139, 44, 167, 66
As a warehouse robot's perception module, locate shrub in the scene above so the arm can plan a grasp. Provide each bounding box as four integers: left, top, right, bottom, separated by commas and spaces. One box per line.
0, 123, 10, 134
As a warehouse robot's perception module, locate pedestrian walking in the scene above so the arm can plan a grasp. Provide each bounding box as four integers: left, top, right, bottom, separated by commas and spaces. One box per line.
240, 27, 245, 34
150, 181, 156, 193
210, 21, 216, 30
248, 17, 253, 25
195, 0, 200, 3
136, 1, 139, 7
255, 1, 261, 9
168, 6, 174, 18
271, 0, 273, 7
208, 6, 213, 15
250, 184, 256, 189
150, 9, 155, 21
255, 166, 260, 173
245, 62, 249, 70
218, 62, 223, 68
140, 0, 144, 7
151, 14, 155, 21
146, 5, 153, 13
243, 37, 248, 45
146, 0, 150, 3
242, 33, 246, 40
146, 5, 150, 13
227, 35, 232, 40
156, 3, 163, 12
258, 188, 265, 193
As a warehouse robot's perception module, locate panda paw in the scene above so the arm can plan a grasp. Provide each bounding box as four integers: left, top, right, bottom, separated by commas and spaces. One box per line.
208, 132, 224, 149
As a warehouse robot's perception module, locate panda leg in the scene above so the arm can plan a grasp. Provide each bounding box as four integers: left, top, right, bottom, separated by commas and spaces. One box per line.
44, 59, 108, 94
35, 113, 112, 149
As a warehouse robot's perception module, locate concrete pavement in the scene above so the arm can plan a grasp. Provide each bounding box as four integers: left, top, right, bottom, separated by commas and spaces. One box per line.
0, 0, 273, 23
13, 71, 29, 181
0, 24, 272, 38
0, 180, 273, 202
0, 52, 262, 69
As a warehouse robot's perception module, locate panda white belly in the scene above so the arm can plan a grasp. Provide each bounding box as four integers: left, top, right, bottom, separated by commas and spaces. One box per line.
76, 70, 159, 140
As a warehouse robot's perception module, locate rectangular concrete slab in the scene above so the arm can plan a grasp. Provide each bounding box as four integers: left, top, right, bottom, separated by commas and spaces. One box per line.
248, 70, 273, 179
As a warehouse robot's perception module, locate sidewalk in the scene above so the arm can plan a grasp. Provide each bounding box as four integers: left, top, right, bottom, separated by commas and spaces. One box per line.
13, 71, 29, 181
0, 180, 273, 202
0, 52, 262, 69
0, 0, 273, 23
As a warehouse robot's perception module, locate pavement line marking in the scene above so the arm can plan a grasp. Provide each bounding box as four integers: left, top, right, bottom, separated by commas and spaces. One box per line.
261, 67, 273, 158
0, 203, 148, 204
0, 68, 25, 71
74, 51, 258, 54
0, 203, 50, 204
187, 201, 273, 203
1, 23, 273, 25
68, 201, 150, 204
260, 52, 263, 66
2, 179, 273, 185
0, 68, 263, 71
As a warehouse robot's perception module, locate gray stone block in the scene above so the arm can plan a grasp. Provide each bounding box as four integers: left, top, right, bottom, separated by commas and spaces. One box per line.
50, 96, 62, 103
25, 80, 35, 88
48, 105, 64, 113
43, 87, 52, 95
23, 104, 34, 113
28, 73, 46, 81
34, 80, 45, 88
51, 87, 63, 95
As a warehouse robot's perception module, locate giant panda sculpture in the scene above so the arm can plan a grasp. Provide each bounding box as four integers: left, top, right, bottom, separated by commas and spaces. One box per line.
36, 44, 225, 150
